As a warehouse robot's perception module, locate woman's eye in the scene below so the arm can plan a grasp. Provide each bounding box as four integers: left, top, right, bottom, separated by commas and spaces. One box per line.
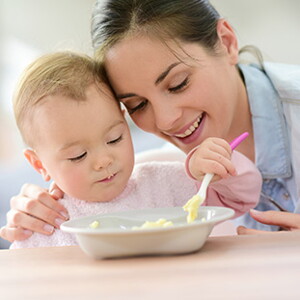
127, 100, 148, 115
69, 152, 87, 162
108, 135, 123, 144
168, 77, 189, 93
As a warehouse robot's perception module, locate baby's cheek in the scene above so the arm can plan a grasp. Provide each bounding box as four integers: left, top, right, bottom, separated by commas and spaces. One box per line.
59, 169, 89, 199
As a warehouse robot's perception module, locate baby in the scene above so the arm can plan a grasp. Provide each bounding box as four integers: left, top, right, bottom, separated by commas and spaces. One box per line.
11, 51, 261, 248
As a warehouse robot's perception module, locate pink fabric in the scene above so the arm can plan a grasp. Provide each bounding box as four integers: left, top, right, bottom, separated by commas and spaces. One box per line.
185, 145, 200, 179
11, 155, 261, 249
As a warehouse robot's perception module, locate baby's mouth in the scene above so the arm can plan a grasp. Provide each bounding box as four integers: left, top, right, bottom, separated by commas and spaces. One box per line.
174, 114, 203, 138
98, 172, 116, 182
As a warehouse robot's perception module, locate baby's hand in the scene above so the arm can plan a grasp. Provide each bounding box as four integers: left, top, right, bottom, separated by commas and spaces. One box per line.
188, 137, 237, 182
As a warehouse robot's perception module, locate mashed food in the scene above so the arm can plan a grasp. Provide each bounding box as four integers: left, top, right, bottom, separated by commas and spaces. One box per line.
132, 218, 173, 230
183, 194, 204, 223
89, 220, 100, 229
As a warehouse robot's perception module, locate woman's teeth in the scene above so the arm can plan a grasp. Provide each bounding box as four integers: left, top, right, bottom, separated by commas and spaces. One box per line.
175, 117, 201, 138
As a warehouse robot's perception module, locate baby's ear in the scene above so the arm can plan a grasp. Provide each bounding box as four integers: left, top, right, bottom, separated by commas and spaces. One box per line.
23, 149, 51, 182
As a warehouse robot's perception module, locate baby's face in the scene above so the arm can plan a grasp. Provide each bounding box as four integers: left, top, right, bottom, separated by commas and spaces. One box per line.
32, 83, 134, 202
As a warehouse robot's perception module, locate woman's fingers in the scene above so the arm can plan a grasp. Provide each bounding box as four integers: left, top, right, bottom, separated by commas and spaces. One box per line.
19, 184, 67, 215
0, 183, 68, 243
7, 183, 68, 237
237, 226, 275, 235
10, 195, 68, 229
49, 182, 64, 200
249, 209, 300, 230
12, 184, 68, 220
237, 210, 300, 235
0, 226, 33, 243
1, 206, 59, 242
6, 209, 58, 234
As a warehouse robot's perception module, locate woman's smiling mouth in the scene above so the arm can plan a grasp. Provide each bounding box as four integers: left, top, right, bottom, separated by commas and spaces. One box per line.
163, 113, 206, 146
174, 114, 203, 138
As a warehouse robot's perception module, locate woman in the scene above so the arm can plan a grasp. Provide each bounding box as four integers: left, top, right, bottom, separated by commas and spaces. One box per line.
1, 0, 300, 242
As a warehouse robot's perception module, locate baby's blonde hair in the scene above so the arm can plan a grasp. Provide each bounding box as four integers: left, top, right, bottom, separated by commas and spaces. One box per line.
13, 51, 105, 147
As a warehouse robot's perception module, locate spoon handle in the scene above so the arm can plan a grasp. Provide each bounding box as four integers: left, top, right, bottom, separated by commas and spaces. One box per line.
229, 132, 249, 150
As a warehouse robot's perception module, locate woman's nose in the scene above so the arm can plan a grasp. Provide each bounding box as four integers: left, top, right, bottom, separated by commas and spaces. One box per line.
152, 101, 182, 132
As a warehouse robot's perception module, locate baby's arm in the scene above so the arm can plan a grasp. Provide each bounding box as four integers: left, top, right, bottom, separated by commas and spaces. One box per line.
205, 151, 262, 217
10, 228, 77, 249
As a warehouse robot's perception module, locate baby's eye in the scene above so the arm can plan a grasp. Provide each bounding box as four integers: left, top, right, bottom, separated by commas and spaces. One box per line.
107, 135, 123, 144
68, 152, 87, 162
168, 77, 189, 93
126, 100, 148, 115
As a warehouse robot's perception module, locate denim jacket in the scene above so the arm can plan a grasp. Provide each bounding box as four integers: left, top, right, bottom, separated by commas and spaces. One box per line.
235, 62, 300, 230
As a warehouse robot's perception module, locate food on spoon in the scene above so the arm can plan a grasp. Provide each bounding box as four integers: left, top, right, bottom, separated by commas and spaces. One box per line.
132, 218, 173, 230
183, 194, 205, 223
89, 220, 100, 229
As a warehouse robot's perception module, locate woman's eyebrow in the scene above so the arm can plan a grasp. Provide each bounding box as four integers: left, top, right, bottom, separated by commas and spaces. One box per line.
116, 62, 182, 100
117, 93, 137, 100
155, 62, 181, 85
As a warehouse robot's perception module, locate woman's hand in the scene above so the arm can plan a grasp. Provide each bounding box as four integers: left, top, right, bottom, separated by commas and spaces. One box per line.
0, 182, 67, 243
188, 137, 237, 182
237, 209, 300, 235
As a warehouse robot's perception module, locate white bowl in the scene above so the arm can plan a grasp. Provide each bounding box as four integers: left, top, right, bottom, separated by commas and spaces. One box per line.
61, 206, 234, 259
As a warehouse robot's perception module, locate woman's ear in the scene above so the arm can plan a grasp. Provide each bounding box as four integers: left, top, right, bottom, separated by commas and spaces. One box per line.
23, 149, 51, 182
216, 19, 239, 65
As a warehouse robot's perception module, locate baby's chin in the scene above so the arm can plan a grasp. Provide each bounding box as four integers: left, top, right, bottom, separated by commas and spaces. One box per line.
74, 185, 128, 203
64, 172, 131, 203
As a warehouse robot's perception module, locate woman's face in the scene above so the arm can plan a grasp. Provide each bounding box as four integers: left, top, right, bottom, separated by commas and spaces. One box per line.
104, 28, 246, 153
